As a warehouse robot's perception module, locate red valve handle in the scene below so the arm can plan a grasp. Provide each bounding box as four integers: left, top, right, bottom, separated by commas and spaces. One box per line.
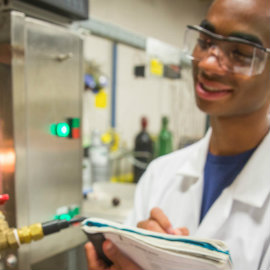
0, 194, 9, 205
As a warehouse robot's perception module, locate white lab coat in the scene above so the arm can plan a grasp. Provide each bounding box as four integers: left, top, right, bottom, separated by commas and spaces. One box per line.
126, 129, 270, 270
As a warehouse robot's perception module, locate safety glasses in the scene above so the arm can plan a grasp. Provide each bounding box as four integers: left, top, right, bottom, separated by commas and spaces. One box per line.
182, 25, 270, 76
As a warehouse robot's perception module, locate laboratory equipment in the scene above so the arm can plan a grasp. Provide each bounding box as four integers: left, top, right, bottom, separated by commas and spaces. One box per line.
0, 205, 86, 252
0, 10, 83, 269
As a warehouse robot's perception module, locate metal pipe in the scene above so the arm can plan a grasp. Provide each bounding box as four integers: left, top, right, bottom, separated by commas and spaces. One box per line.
111, 42, 118, 128
74, 19, 146, 51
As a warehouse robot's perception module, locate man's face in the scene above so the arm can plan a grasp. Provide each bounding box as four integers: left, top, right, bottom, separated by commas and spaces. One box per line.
192, 0, 270, 117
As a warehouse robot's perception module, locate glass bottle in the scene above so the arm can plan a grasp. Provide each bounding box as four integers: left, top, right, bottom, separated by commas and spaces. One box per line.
157, 116, 173, 156
133, 117, 153, 183
89, 130, 110, 183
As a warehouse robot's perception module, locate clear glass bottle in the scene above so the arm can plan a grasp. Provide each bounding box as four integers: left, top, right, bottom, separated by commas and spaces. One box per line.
89, 130, 110, 183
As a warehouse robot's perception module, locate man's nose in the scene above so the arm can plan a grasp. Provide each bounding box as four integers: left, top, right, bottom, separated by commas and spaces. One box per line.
198, 46, 227, 75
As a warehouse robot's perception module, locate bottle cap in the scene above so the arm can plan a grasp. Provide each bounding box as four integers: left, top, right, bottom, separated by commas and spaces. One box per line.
141, 117, 147, 129
162, 116, 168, 125
91, 130, 102, 146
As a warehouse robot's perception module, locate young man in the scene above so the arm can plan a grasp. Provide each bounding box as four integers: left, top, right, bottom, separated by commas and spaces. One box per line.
85, 0, 270, 269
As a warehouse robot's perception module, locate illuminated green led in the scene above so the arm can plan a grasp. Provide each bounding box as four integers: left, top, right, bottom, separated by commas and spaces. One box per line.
56, 123, 70, 137
50, 124, 57, 136
58, 214, 72, 221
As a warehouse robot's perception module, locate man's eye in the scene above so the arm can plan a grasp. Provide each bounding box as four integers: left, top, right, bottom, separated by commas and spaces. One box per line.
197, 38, 211, 50
231, 50, 253, 63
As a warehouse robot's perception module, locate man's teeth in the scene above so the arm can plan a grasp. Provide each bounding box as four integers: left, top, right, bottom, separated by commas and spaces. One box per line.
202, 84, 226, 92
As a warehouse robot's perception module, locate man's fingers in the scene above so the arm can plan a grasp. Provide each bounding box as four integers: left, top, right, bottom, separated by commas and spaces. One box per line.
103, 240, 141, 270
137, 219, 167, 233
150, 207, 174, 234
84, 242, 107, 270
174, 227, 190, 236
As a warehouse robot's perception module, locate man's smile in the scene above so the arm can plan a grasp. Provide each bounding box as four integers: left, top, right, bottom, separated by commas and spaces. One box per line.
198, 76, 233, 92
195, 76, 233, 101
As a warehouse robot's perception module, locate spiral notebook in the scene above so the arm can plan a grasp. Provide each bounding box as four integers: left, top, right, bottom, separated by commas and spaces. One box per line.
82, 217, 232, 270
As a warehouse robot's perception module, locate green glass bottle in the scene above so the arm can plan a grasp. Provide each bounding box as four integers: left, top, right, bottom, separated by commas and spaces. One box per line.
157, 116, 173, 156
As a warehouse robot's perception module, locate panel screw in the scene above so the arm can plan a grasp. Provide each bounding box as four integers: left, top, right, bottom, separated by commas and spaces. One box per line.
6, 254, 17, 268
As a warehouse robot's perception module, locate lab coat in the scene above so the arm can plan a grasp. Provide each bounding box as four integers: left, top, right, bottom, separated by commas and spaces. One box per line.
126, 129, 270, 270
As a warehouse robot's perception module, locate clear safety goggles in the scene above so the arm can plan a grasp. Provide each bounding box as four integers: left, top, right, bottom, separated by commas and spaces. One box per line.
182, 25, 270, 76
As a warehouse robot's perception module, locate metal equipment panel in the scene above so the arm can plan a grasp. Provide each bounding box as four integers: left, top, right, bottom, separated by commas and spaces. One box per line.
0, 11, 85, 269
25, 17, 82, 225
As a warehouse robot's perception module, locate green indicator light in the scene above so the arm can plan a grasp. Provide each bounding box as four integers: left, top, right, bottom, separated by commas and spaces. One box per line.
73, 206, 80, 216
59, 214, 71, 221
68, 209, 74, 218
68, 206, 80, 218
72, 118, 80, 128
50, 124, 57, 136
56, 123, 70, 137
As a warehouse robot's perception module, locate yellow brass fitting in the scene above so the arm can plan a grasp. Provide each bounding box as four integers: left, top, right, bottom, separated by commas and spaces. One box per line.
0, 211, 5, 220
6, 229, 19, 249
29, 223, 43, 241
0, 231, 9, 250
17, 226, 31, 244
0, 220, 9, 232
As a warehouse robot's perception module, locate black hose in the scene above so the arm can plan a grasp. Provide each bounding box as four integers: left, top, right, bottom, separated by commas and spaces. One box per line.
42, 217, 87, 236
69, 216, 87, 224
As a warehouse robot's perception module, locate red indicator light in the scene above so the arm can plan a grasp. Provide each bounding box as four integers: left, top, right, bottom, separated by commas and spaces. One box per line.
72, 128, 80, 139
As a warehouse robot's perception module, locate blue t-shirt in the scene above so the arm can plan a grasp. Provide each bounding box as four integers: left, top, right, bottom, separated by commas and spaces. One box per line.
200, 148, 256, 222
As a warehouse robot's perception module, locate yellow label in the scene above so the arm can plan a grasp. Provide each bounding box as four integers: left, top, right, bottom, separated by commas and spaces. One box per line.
110, 173, 134, 183
95, 89, 107, 108
150, 58, 163, 76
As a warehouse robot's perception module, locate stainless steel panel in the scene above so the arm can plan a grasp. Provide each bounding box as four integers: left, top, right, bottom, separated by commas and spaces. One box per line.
0, 11, 29, 269
11, 11, 31, 269
23, 16, 84, 266
31, 243, 87, 270
0, 11, 84, 269
0, 10, 15, 228
24, 17, 82, 225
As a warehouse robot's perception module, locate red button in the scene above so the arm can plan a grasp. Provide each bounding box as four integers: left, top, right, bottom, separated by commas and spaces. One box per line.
72, 128, 80, 139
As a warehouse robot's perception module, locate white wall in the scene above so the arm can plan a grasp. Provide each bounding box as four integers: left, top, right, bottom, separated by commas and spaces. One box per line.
83, 0, 212, 150
90, 0, 211, 47
83, 35, 112, 147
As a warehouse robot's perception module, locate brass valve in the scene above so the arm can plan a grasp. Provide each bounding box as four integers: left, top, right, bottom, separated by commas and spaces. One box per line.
17, 223, 44, 243
0, 211, 43, 251
0, 211, 19, 250
0, 209, 84, 251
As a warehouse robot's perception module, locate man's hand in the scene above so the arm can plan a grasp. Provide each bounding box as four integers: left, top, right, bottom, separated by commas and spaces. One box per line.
84, 240, 142, 270
137, 207, 189, 235
84, 207, 189, 270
